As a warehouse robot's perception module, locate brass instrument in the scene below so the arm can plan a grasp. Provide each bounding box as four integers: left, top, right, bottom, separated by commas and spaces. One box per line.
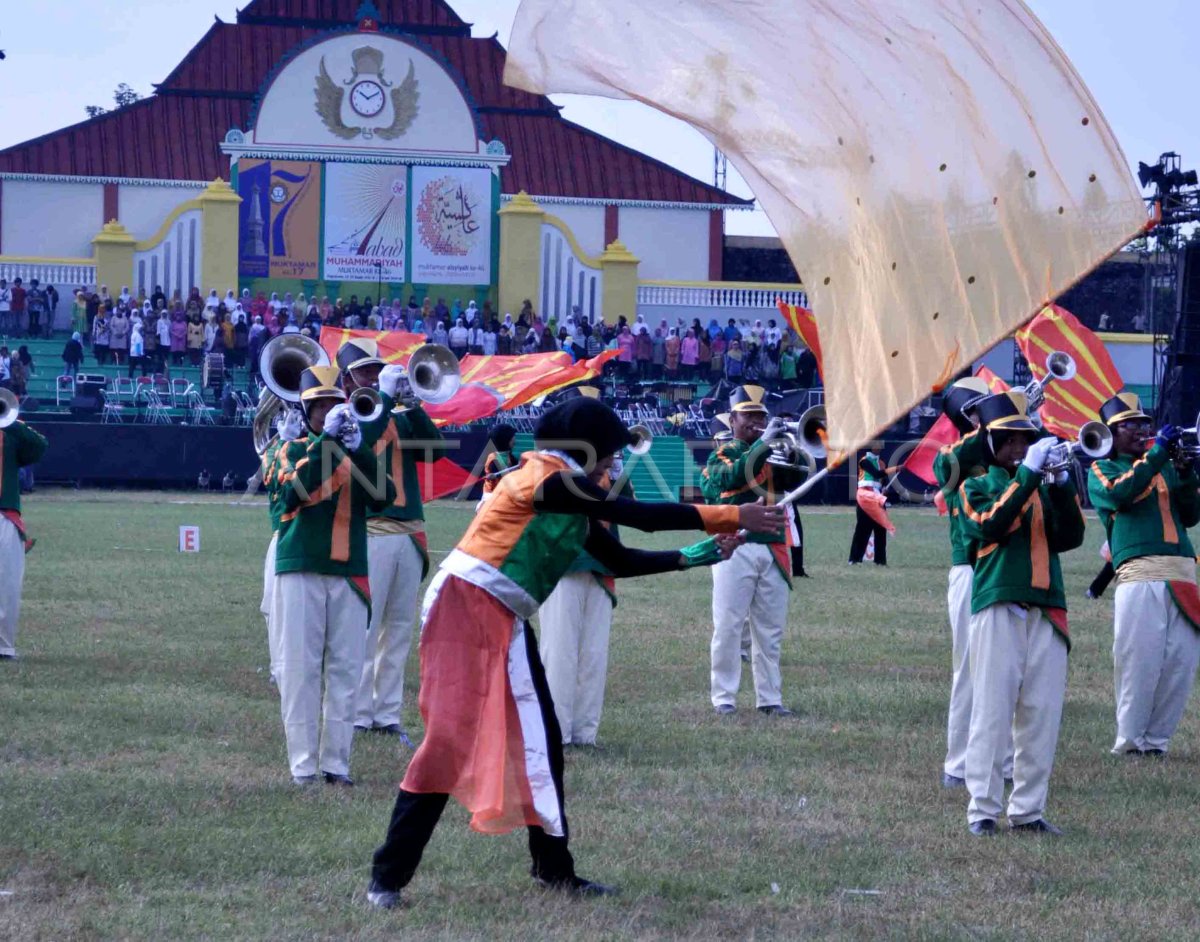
0, 388, 19, 430
349, 386, 384, 424
392, 343, 461, 411
628, 424, 653, 456
766, 405, 826, 469
1018, 350, 1076, 413
1044, 420, 1113, 476
1170, 412, 1200, 462
253, 333, 330, 454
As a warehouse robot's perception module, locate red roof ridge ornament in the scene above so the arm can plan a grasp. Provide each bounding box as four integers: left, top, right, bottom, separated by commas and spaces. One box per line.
355, 0, 382, 32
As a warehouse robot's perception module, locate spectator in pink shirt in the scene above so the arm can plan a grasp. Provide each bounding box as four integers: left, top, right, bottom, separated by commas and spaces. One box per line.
681, 328, 699, 380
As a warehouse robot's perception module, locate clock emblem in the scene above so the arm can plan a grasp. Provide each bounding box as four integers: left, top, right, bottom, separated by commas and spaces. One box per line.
350, 80, 386, 118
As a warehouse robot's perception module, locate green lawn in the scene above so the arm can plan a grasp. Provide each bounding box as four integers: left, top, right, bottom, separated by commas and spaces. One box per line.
3, 492, 1200, 940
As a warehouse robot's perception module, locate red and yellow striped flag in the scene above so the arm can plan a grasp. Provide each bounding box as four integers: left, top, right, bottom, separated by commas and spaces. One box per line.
319, 328, 618, 427
776, 300, 822, 380
1014, 304, 1124, 439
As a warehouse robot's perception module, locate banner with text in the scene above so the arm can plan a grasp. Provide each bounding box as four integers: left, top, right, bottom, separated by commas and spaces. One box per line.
410, 165, 492, 285
322, 162, 408, 283
268, 160, 321, 280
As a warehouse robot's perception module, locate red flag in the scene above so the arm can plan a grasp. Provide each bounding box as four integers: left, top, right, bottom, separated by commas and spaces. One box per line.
419, 457, 478, 502
319, 328, 618, 427
902, 367, 1009, 485
1015, 304, 1124, 439
776, 300, 822, 379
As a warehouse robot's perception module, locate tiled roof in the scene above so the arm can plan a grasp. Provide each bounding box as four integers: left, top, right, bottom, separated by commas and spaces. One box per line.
0, 5, 748, 207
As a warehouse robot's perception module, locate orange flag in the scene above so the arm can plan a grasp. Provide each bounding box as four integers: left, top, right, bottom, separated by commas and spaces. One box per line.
902, 366, 1009, 486
1014, 304, 1124, 439
777, 300, 822, 380
319, 328, 618, 427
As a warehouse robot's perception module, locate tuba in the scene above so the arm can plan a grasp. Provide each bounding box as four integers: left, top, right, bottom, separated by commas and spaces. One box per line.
396, 343, 461, 409
0, 388, 19, 430
253, 334, 330, 454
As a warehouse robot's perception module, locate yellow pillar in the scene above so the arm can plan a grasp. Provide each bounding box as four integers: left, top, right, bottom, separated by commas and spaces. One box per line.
600, 240, 640, 325
498, 191, 544, 319
91, 221, 136, 296
197, 178, 242, 292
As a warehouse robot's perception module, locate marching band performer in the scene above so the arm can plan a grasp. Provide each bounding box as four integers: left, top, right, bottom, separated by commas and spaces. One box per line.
336, 338, 445, 742
366, 397, 783, 908
0, 410, 47, 660
481, 423, 518, 494
273, 365, 394, 786
1087, 393, 1200, 756
702, 385, 800, 717
934, 378, 1011, 788
848, 443, 897, 565
959, 392, 1086, 836
260, 407, 306, 684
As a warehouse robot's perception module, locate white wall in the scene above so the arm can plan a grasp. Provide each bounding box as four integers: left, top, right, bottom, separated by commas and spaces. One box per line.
619, 206, 709, 281
2, 179, 103, 257
542, 203, 606, 258
118, 183, 206, 242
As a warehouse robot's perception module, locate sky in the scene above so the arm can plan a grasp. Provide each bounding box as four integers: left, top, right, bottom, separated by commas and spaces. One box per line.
0, 0, 1195, 237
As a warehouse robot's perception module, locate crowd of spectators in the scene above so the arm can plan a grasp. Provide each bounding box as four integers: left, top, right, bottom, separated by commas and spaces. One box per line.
0, 278, 60, 338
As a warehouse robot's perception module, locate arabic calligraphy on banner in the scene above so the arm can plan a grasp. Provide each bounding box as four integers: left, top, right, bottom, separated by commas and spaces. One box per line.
410, 165, 492, 285
322, 162, 408, 282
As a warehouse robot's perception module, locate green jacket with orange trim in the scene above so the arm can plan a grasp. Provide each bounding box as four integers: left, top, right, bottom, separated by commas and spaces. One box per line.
701, 437, 793, 544
1088, 444, 1199, 568
0, 420, 48, 513
959, 464, 1086, 614
358, 397, 447, 523
934, 428, 987, 567
274, 432, 396, 578
260, 437, 288, 533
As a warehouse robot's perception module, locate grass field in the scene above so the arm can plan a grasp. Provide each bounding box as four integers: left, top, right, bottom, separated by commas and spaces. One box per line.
3, 490, 1200, 940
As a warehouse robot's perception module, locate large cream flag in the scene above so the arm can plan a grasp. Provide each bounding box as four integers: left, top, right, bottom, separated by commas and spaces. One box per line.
505, 0, 1147, 449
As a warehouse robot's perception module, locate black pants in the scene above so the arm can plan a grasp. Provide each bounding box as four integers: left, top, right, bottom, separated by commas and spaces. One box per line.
370, 624, 575, 892
790, 515, 806, 576
848, 505, 887, 565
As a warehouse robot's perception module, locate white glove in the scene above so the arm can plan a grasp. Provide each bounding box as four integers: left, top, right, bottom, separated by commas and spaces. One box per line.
276, 408, 304, 441
322, 402, 352, 439
338, 422, 362, 452
1021, 436, 1058, 473
379, 364, 406, 399
760, 417, 786, 444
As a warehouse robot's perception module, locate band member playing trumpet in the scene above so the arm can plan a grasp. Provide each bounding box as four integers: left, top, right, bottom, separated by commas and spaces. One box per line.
336, 338, 446, 742
482, 423, 518, 495
366, 398, 783, 908
273, 365, 394, 786
848, 443, 897, 565
934, 378, 1011, 788
959, 392, 1086, 836
0, 399, 47, 660
1088, 393, 1200, 756
702, 384, 800, 716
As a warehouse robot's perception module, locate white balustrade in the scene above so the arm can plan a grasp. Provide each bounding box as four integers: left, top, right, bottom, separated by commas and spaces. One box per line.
0, 259, 96, 289
134, 209, 203, 300
540, 224, 602, 322
636, 283, 807, 310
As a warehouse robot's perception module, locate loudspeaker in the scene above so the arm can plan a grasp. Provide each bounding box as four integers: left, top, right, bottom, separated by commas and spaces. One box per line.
1161, 243, 1200, 425
70, 393, 103, 416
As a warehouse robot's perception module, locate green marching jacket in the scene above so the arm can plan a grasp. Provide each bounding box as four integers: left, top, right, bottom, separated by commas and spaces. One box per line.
934, 429, 987, 568
701, 438, 785, 545
958, 464, 1086, 620
260, 437, 288, 533
358, 396, 447, 525
0, 421, 48, 513
273, 431, 395, 582
1087, 444, 1199, 568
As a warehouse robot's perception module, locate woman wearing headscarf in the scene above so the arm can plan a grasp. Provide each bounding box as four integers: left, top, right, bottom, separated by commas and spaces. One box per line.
108, 305, 130, 365
92, 305, 111, 364
205, 289, 219, 312
709, 332, 727, 381
421, 298, 434, 327
268, 291, 281, 314
248, 315, 267, 379
233, 306, 250, 367
651, 322, 667, 379
616, 325, 634, 373
221, 307, 236, 352
447, 298, 460, 321
170, 306, 187, 366
383, 300, 401, 331
293, 293, 307, 322
707, 318, 722, 342
143, 306, 159, 372
448, 317, 469, 360
431, 319, 449, 347
664, 327, 681, 379
155, 306, 171, 371
128, 320, 145, 378
365, 397, 781, 909
119, 286, 132, 307
266, 310, 284, 339
62, 332, 84, 376
72, 291, 89, 338
633, 320, 652, 377
724, 339, 744, 381
498, 317, 514, 355
367, 306, 382, 331
186, 310, 205, 365
481, 320, 498, 356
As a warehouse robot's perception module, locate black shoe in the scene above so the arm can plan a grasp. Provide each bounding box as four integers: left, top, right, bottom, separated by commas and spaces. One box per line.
1143, 748, 1166, 757
0, 653, 17, 661
366, 880, 402, 910
941, 773, 965, 789
1011, 818, 1063, 836
757, 704, 795, 717
354, 725, 371, 734
968, 819, 996, 836
714, 704, 736, 715
796, 570, 810, 578
292, 774, 318, 787
535, 875, 618, 897
375, 724, 416, 748
322, 772, 354, 788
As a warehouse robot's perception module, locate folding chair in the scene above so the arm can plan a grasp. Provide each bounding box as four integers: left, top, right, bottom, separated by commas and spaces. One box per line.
101, 393, 125, 423
142, 389, 173, 425
187, 389, 215, 425
171, 377, 191, 409
56, 374, 75, 408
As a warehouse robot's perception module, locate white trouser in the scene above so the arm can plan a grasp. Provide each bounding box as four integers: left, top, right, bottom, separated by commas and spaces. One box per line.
276, 572, 367, 777
0, 517, 25, 656
355, 533, 423, 728
711, 542, 788, 708
538, 571, 614, 744
261, 534, 280, 677
966, 605, 1067, 826
1112, 581, 1200, 754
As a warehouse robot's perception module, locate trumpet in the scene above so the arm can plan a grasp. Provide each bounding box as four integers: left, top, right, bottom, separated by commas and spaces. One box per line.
1018, 350, 1076, 414
628, 424, 653, 456
1043, 420, 1113, 476
253, 333, 330, 454
0, 388, 19, 430
349, 386, 384, 424
1170, 412, 1200, 461
765, 405, 826, 469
